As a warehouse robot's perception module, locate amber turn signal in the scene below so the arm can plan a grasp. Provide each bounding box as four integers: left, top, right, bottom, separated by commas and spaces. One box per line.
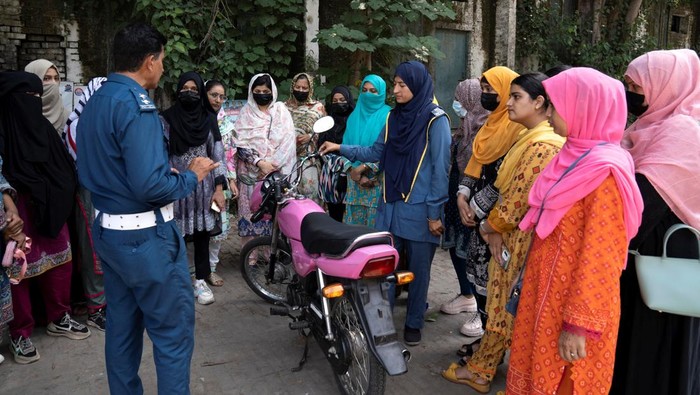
395, 271, 414, 285
322, 283, 345, 298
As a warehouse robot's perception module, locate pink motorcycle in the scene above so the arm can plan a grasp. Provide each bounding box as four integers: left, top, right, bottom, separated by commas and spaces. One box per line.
241, 117, 413, 395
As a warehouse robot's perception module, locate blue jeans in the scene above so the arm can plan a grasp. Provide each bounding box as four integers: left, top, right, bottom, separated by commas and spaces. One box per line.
392, 237, 437, 330
94, 214, 194, 395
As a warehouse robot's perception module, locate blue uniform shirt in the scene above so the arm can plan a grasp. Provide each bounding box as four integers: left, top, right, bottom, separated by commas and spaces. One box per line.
340, 114, 451, 243
76, 73, 197, 214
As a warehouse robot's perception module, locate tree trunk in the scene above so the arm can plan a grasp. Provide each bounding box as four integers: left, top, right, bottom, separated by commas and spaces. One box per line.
625, 0, 643, 26
693, 0, 700, 51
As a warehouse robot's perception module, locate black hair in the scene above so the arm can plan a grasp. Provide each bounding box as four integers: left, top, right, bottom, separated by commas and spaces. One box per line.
511, 72, 549, 108
112, 23, 167, 73
252, 74, 272, 91
544, 65, 572, 78
205, 79, 225, 92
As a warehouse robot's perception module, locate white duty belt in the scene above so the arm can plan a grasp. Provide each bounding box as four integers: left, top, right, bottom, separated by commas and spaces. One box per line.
95, 203, 174, 230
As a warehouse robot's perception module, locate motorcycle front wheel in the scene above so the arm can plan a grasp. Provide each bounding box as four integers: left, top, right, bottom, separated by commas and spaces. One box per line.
331, 295, 386, 395
240, 236, 293, 304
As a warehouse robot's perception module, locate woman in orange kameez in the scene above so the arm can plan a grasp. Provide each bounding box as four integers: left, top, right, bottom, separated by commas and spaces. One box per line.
506, 68, 644, 395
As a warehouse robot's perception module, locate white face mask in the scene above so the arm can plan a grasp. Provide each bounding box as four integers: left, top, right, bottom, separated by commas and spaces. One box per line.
452, 100, 467, 118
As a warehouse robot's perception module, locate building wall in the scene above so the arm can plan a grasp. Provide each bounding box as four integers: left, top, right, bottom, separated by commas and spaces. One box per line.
0, 0, 82, 82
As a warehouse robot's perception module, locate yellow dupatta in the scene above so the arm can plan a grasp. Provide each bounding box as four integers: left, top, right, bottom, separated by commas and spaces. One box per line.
464, 66, 523, 178
494, 120, 565, 195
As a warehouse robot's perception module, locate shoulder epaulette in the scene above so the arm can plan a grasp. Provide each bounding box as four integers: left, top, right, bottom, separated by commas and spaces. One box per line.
130, 88, 157, 112
431, 107, 446, 117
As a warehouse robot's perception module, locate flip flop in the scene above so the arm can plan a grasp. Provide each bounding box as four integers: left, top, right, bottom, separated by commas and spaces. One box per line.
441, 365, 491, 393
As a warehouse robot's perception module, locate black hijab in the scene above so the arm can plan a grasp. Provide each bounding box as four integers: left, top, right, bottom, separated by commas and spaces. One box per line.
381, 61, 440, 203
319, 86, 355, 145
0, 71, 77, 238
162, 71, 220, 156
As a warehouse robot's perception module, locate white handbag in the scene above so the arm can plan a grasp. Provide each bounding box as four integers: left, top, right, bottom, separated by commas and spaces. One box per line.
632, 224, 700, 317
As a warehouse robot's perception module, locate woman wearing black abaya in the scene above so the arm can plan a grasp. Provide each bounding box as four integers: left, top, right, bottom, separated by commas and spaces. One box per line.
161, 71, 226, 306
0, 71, 87, 364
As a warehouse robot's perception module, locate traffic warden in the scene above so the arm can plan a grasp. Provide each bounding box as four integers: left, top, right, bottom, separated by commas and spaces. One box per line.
76, 23, 218, 395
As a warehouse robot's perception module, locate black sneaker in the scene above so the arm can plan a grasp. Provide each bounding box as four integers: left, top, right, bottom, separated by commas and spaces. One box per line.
9, 336, 40, 364
87, 308, 106, 332
47, 312, 91, 340
404, 326, 421, 346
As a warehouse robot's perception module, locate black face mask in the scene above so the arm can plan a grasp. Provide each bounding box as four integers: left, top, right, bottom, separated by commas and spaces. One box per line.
253, 93, 273, 106
480, 92, 499, 111
625, 90, 648, 117
330, 102, 351, 115
293, 90, 309, 102
178, 90, 200, 110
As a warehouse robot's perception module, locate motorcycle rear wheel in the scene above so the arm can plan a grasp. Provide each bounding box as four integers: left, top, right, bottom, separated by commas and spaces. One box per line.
331, 295, 386, 395
240, 236, 293, 304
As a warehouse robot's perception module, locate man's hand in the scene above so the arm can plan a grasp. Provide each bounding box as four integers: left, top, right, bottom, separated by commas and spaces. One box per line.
188, 157, 219, 182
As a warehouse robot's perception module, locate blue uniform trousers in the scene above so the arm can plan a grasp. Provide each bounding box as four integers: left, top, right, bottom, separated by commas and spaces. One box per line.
93, 215, 194, 395
393, 237, 436, 330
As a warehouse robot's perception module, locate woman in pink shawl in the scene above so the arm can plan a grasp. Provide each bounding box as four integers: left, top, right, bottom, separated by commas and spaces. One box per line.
611, 49, 700, 395
233, 73, 296, 242
506, 68, 643, 395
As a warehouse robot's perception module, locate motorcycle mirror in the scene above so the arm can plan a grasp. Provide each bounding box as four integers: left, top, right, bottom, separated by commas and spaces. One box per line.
312, 116, 334, 134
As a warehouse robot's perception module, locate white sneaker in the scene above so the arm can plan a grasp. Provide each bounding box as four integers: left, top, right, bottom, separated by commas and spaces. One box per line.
440, 294, 478, 315
193, 279, 215, 305
460, 311, 484, 337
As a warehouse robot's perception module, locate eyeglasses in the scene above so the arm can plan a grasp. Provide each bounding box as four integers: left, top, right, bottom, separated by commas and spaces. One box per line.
208, 92, 228, 101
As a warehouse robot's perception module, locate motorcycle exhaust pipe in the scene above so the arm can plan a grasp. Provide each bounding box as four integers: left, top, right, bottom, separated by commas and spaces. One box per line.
402, 348, 412, 363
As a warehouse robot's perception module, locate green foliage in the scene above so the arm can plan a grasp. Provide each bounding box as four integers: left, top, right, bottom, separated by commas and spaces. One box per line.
133, 0, 305, 99
516, 0, 656, 79
315, 0, 456, 80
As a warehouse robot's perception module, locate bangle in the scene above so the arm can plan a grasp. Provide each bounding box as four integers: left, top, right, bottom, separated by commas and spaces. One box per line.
479, 219, 488, 232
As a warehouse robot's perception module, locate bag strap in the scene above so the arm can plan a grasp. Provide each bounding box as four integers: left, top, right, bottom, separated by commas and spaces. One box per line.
513, 143, 605, 290
662, 224, 700, 260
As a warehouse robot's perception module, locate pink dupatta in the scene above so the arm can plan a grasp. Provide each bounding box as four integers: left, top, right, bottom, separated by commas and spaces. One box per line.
520, 68, 643, 246
622, 49, 700, 229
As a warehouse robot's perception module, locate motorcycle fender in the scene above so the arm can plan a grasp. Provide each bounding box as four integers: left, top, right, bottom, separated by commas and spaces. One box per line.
349, 279, 408, 376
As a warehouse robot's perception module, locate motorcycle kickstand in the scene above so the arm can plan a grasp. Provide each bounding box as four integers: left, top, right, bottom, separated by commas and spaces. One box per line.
291, 329, 310, 373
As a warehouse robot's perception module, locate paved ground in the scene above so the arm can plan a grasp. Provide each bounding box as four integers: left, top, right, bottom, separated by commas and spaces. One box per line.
1, 233, 507, 394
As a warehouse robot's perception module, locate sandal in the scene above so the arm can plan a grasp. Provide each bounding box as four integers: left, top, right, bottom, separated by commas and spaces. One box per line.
457, 338, 482, 357
207, 272, 224, 287
441, 365, 491, 393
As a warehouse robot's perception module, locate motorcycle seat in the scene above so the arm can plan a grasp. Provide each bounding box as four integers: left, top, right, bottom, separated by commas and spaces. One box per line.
300, 212, 393, 257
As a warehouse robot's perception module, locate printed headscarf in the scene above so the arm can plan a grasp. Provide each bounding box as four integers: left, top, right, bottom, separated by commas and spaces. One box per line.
454, 78, 489, 173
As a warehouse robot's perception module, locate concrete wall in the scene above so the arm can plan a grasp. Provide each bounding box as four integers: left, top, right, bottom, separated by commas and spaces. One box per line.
305, 0, 320, 68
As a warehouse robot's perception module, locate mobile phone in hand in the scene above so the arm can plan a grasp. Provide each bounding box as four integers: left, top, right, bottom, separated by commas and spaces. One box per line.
500, 247, 511, 271
211, 201, 221, 213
